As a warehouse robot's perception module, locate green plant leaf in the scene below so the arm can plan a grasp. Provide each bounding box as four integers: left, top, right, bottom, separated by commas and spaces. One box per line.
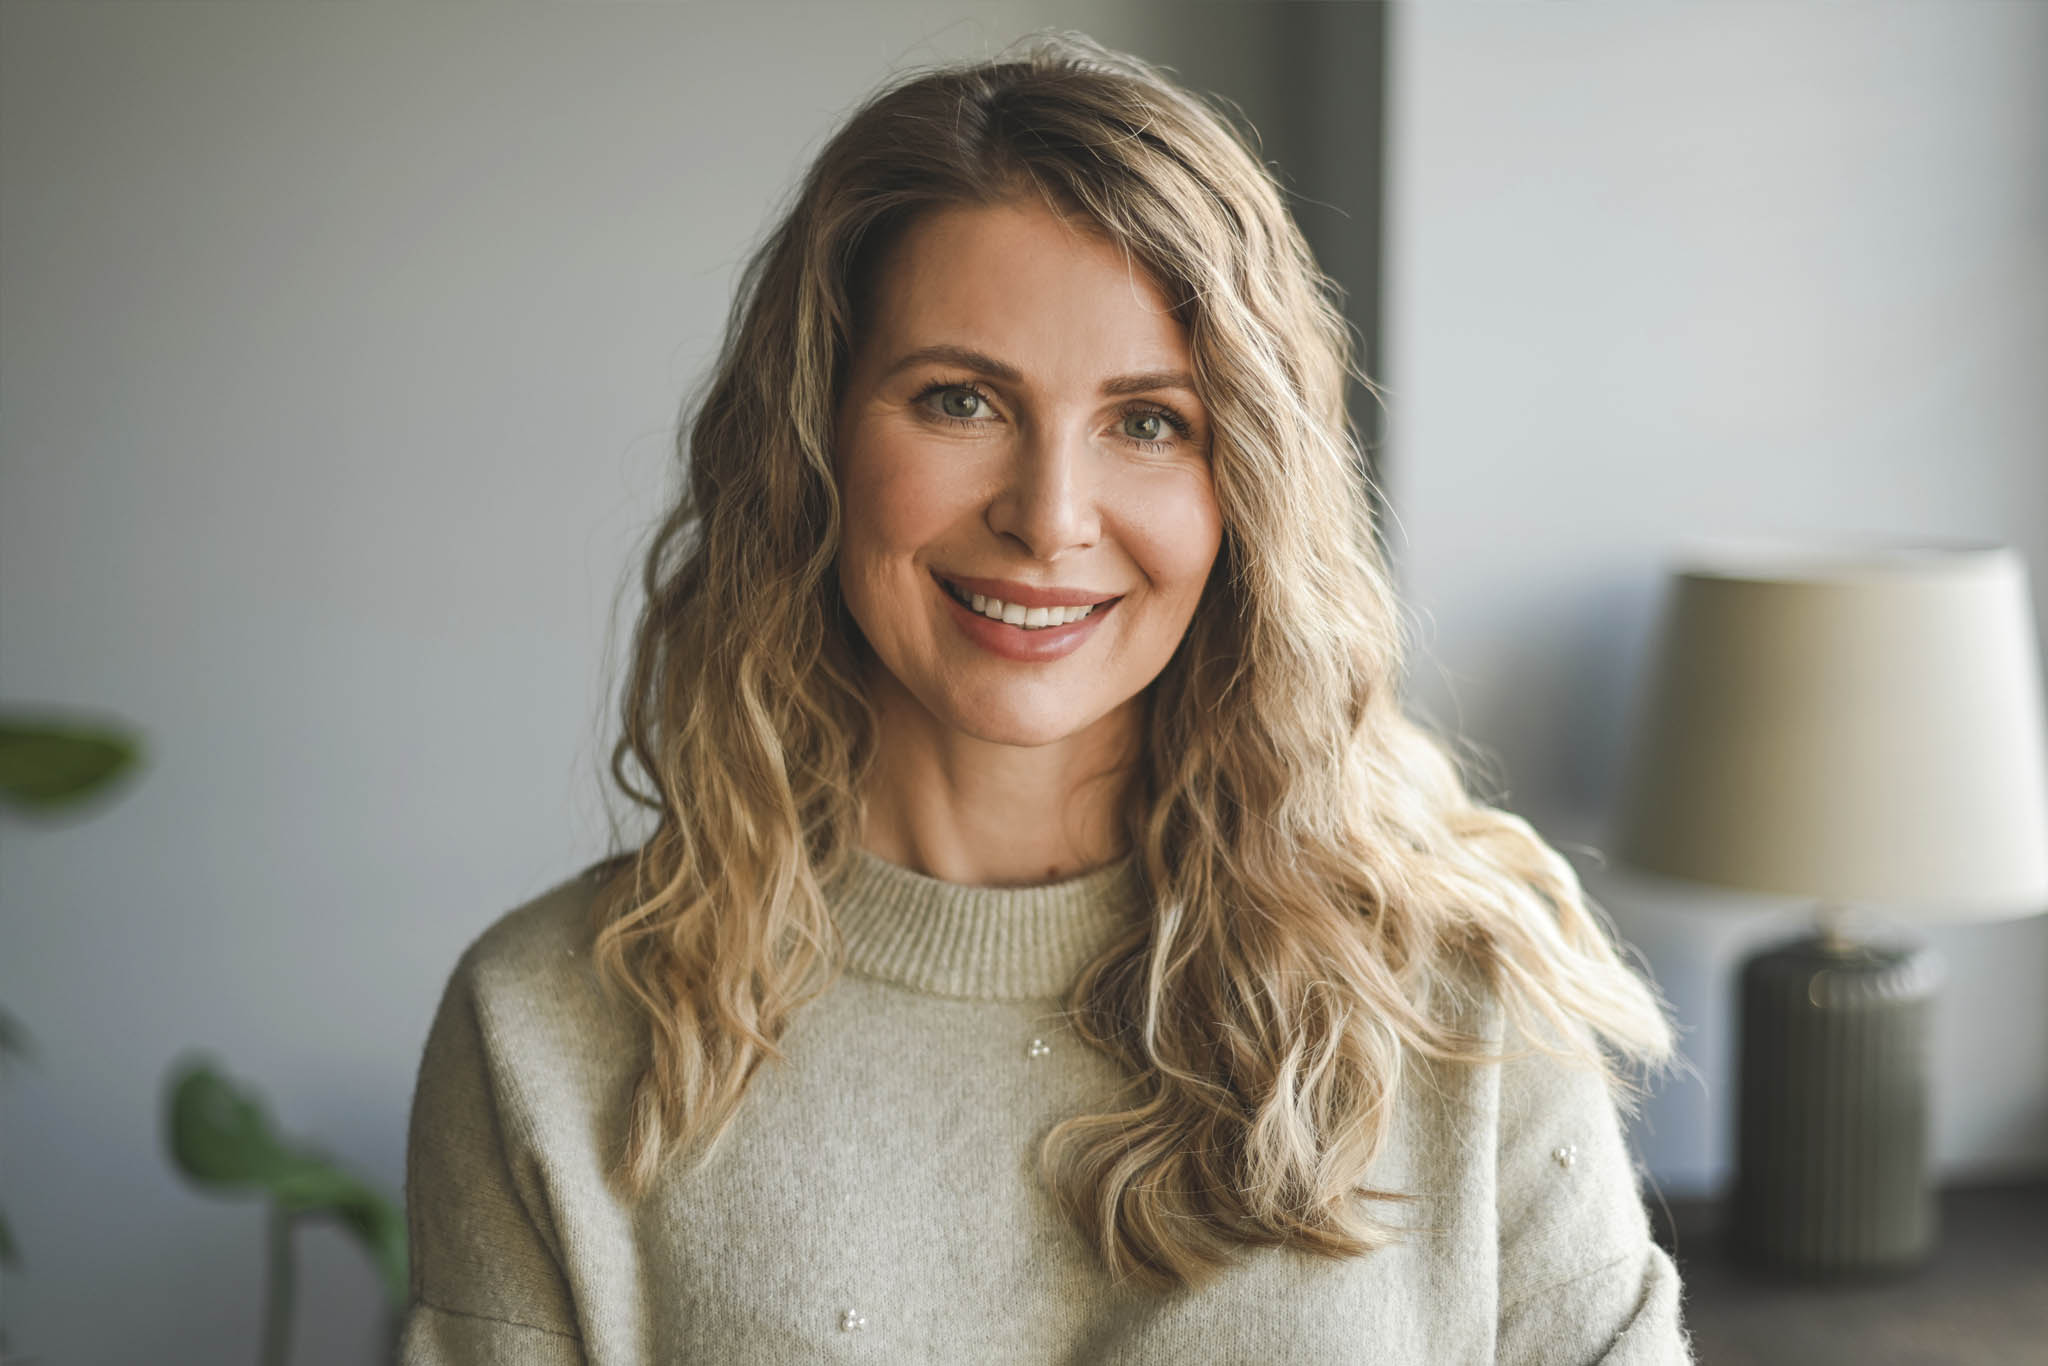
0, 717, 142, 812
165, 1060, 409, 1306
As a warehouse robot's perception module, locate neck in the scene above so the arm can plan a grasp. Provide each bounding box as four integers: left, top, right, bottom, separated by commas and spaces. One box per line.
856, 663, 1143, 887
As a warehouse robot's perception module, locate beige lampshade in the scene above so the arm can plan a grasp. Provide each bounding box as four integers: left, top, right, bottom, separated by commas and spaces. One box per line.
1611, 536, 2048, 921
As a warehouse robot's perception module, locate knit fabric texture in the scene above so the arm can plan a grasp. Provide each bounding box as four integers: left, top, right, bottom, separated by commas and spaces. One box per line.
398, 849, 1693, 1364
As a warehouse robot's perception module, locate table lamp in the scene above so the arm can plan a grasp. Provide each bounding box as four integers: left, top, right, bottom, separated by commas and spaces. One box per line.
1609, 536, 2048, 1277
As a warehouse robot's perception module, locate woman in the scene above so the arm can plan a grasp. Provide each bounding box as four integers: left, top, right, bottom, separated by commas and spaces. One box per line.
400, 32, 1690, 1365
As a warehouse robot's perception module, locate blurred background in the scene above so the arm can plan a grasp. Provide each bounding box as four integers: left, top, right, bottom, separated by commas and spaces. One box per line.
2, 2, 2042, 1363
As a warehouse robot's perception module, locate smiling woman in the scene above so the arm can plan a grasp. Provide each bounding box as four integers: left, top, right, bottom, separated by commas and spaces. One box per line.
398, 29, 1692, 1366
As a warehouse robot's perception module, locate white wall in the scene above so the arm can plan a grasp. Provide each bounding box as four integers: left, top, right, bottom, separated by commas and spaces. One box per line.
0, 3, 1297, 1361
1384, 1, 2048, 1197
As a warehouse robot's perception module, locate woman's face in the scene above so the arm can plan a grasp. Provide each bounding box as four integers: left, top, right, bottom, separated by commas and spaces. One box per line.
833, 198, 1223, 750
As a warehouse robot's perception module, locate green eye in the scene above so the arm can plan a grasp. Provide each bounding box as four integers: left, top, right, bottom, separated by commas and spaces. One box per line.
1125, 413, 1165, 442
939, 388, 983, 418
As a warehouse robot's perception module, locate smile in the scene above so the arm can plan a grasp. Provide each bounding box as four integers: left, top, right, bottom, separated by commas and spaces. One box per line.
938, 577, 1114, 629
930, 572, 1122, 663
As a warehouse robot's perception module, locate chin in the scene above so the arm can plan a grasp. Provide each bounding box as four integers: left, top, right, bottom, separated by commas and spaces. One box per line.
944, 696, 1101, 749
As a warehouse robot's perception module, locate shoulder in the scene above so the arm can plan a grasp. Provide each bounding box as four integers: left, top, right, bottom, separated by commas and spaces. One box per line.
455, 864, 605, 984
404, 871, 607, 1338
1407, 967, 1654, 1279
1422, 955, 1639, 1141
1485, 1013, 1691, 1361
1407, 967, 1689, 1359
423, 863, 631, 1094
1487, 1012, 1656, 1309
1494, 1018, 1634, 1151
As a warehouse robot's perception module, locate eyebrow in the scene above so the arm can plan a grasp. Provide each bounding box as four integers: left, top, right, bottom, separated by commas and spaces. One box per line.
880, 343, 1199, 399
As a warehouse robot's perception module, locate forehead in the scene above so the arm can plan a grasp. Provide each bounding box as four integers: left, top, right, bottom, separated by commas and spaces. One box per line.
858, 199, 1190, 372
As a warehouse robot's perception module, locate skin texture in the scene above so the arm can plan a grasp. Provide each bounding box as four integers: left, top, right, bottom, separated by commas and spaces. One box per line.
832, 198, 1223, 886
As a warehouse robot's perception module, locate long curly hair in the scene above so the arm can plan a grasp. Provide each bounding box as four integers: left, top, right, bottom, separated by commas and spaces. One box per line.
583, 29, 1673, 1291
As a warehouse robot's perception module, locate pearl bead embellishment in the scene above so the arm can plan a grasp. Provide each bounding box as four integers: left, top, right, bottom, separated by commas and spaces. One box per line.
1027, 1038, 1051, 1059
840, 1309, 867, 1332
1552, 1144, 1578, 1169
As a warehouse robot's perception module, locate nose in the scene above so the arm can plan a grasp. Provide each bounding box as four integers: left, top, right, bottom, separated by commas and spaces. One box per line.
985, 416, 1102, 561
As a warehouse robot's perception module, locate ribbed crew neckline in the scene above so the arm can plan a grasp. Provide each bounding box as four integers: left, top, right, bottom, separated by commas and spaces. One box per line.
826, 845, 1147, 1000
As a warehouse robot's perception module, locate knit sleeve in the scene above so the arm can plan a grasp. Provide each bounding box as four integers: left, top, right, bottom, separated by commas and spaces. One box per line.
398, 952, 586, 1364
1493, 1027, 1693, 1365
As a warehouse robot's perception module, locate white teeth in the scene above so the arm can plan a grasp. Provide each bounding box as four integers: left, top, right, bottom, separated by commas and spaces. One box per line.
949, 582, 1101, 629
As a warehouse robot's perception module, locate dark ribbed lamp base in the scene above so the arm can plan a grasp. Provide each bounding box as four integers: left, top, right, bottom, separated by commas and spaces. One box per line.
1732, 934, 1942, 1278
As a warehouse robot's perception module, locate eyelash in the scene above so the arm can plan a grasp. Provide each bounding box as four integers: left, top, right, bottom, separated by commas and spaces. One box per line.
911, 378, 1197, 454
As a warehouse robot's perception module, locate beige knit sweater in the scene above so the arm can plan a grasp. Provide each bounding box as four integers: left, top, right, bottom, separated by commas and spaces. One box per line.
398, 848, 1691, 1364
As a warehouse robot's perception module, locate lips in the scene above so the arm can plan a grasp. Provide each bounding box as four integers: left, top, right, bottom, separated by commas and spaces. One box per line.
931, 570, 1124, 610
935, 569, 1118, 661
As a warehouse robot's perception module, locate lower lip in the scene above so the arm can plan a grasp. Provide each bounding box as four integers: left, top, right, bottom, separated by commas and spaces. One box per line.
936, 577, 1120, 662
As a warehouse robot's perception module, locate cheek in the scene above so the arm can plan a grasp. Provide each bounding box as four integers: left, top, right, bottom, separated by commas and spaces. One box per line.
836, 429, 972, 578
1119, 471, 1224, 603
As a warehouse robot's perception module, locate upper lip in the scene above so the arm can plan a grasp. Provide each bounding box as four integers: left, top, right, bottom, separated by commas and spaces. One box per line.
934, 571, 1123, 609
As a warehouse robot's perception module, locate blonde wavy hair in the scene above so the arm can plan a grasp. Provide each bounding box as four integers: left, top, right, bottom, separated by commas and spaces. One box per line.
584, 30, 1673, 1291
